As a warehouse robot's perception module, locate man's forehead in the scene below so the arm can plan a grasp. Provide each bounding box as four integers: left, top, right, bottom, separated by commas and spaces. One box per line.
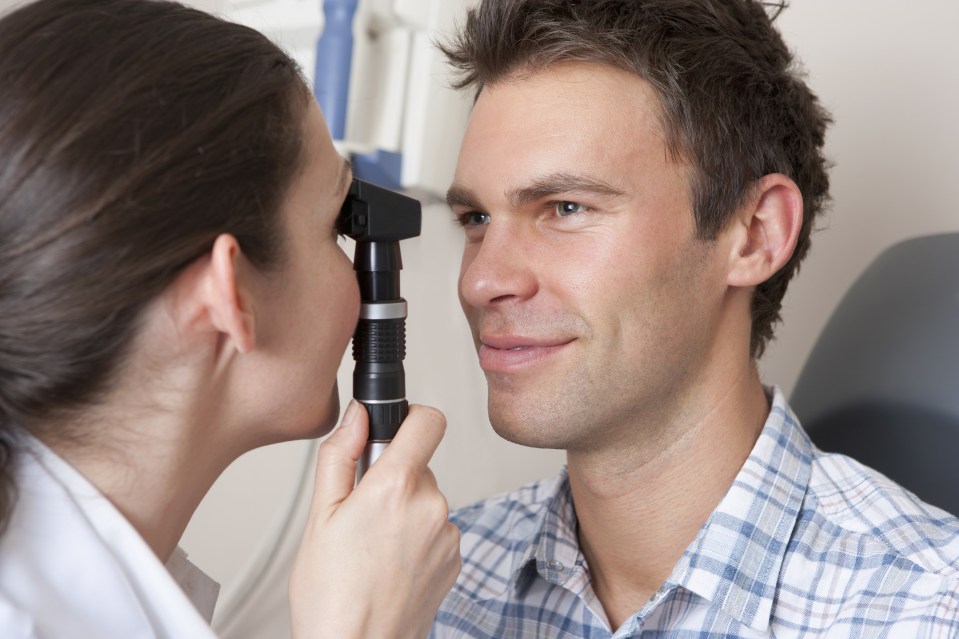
477, 61, 664, 111
466, 63, 668, 153
455, 67, 676, 204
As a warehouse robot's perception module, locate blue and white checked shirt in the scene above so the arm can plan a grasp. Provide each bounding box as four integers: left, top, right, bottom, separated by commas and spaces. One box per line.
431, 387, 959, 638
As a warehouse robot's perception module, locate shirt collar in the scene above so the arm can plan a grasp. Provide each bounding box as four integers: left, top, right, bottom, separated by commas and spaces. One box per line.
166, 547, 221, 623
666, 386, 812, 632
21, 434, 221, 628
512, 471, 581, 596
506, 386, 812, 633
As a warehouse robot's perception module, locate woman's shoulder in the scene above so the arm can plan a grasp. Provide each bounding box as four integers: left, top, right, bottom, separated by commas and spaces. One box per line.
0, 594, 37, 639
0, 442, 217, 638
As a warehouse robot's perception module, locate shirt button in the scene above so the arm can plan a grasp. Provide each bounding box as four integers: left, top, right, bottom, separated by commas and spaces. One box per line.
546, 560, 565, 571
650, 585, 669, 600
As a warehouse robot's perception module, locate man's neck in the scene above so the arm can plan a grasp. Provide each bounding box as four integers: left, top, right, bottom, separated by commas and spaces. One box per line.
567, 365, 770, 631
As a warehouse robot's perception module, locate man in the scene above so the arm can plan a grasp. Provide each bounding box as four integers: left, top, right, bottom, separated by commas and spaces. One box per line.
431, 1, 959, 637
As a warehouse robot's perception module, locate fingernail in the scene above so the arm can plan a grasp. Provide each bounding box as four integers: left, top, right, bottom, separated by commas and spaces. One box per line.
342, 399, 359, 426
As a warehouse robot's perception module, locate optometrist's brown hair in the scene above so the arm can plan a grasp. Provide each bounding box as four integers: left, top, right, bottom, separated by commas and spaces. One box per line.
0, 0, 311, 532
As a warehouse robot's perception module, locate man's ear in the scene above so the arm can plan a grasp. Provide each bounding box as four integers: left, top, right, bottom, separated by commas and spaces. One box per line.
201, 233, 257, 354
726, 174, 803, 288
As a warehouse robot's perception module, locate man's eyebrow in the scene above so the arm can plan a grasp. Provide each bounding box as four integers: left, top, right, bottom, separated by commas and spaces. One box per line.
446, 183, 482, 210
506, 173, 626, 209
446, 174, 626, 212
336, 156, 352, 199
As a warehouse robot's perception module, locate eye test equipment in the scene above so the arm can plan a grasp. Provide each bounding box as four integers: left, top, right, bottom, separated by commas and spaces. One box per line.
337, 178, 422, 479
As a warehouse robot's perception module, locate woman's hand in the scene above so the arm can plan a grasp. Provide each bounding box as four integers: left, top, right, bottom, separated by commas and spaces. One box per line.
289, 400, 461, 639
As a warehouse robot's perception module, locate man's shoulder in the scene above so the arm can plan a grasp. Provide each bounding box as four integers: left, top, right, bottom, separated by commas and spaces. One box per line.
439, 472, 568, 606
793, 448, 959, 582
766, 450, 959, 634
450, 471, 566, 540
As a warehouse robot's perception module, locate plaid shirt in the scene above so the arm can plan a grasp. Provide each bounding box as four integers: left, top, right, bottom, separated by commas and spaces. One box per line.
431, 388, 959, 638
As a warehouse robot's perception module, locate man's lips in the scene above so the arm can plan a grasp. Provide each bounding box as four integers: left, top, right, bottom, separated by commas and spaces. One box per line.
477, 335, 574, 373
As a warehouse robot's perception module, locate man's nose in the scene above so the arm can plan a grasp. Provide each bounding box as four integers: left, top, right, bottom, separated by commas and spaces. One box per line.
459, 220, 538, 309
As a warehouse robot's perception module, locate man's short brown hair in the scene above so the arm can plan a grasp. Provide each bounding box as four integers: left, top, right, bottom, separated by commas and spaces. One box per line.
441, 0, 832, 357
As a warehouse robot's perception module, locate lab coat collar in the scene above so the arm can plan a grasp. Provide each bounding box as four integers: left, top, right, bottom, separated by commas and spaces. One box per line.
0, 433, 219, 638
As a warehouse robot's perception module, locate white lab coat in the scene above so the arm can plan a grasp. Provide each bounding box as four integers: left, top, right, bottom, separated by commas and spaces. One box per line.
0, 435, 220, 638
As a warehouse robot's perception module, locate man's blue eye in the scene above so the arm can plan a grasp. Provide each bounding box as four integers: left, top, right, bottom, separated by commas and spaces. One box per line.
555, 201, 588, 216
462, 212, 491, 227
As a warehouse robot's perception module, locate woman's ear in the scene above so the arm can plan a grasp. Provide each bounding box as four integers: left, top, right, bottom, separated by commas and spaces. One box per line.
165, 233, 258, 354
204, 234, 257, 353
726, 174, 803, 288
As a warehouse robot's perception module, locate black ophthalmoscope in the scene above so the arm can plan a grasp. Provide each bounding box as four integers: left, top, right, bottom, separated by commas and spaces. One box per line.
337, 178, 422, 480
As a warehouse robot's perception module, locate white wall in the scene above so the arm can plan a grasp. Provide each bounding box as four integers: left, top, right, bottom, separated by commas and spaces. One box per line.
2, 0, 958, 635
760, 1, 959, 393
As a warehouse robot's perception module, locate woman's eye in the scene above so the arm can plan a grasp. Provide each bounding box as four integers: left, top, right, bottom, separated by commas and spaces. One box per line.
555, 201, 588, 217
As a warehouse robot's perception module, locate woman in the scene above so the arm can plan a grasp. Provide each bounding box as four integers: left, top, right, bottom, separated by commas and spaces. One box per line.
0, 0, 460, 637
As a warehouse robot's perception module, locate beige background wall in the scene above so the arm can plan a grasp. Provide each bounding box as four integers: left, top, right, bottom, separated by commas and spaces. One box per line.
2, 0, 958, 635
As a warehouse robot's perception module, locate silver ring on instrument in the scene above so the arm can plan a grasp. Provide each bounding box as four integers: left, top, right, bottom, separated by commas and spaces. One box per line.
360, 301, 408, 320
356, 397, 407, 404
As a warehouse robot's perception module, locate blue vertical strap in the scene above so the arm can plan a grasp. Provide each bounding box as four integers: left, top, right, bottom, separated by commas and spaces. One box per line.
314, 0, 359, 140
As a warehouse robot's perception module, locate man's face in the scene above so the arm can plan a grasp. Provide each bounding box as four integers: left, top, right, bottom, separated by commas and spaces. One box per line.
449, 63, 731, 454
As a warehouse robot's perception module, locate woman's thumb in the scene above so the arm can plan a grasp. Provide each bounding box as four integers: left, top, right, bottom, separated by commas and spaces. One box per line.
309, 400, 368, 521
